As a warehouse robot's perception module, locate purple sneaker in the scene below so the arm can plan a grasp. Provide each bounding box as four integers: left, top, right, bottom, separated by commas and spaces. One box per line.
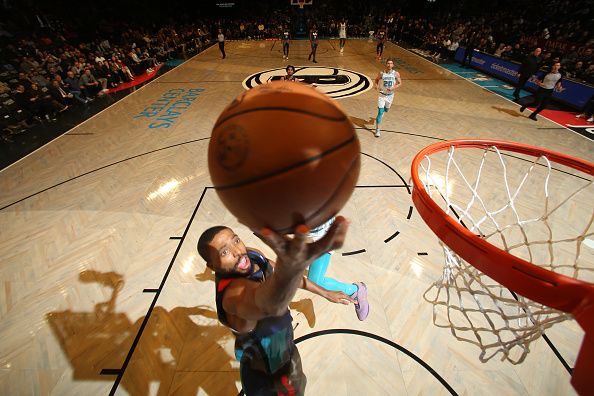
352, 282, 369, 321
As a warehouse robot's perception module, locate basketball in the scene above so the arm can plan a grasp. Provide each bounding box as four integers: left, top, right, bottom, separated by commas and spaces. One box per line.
208, 80, 360, 234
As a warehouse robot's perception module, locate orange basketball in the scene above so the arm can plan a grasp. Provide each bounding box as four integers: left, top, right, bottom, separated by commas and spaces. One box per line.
208, 81, 360, 234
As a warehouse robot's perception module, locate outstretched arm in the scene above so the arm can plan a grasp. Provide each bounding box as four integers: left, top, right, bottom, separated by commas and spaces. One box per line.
222, 217, 350, 333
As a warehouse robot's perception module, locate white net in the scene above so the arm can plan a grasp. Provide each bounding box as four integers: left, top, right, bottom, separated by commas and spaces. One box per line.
419, 144, 594, 364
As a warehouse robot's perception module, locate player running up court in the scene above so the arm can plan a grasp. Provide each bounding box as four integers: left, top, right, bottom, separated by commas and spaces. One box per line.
338, 19, 347, 53
282, 26, 290, 60
374, 58, 401, 137
376, 26, 387, 60
308, 25, 319, 63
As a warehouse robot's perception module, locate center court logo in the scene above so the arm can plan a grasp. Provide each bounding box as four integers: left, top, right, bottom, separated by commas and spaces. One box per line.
243, 66, 372, 99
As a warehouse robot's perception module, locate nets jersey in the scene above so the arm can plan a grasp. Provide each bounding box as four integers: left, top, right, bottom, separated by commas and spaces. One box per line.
311, 31, 318, 42
215, 250, 294, 374
283, 31, 290, 42
379, 69, 397, 95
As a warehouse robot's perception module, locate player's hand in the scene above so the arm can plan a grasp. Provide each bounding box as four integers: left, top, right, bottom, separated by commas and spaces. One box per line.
258, 216, 350, 271
323, 290, 356, 305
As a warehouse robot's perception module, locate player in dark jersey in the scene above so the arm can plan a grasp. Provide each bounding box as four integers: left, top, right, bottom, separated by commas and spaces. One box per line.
282, 26, 290, 60
281, 65, 301, 82
376, 26, 387, 61
308, 25, 319, 63
198, 218, 353, 395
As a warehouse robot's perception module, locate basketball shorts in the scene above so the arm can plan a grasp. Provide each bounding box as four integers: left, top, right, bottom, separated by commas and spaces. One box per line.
377, 93, 394, 109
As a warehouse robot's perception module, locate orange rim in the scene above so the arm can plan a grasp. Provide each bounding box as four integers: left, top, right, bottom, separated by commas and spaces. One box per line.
411, 139, 594, 395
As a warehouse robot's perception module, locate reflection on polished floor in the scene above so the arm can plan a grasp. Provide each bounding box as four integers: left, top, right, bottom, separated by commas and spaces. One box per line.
1, 40, 592, 395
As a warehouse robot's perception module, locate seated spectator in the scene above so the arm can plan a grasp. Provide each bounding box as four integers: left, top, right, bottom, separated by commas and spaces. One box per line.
48, 80, 74, 107
70, 61, 84, 76
40, 51, 60, 70
112, 59, 135, 82
566, 61, 585, 79
30, 83, 68, 114
20, 56, 40, 74
127, 49, 152, 75
79, 68, 102, 97
500, 45, 514, 60
136, 47, 158, 69
95, 52, 106, 64
562, 45, 580, 67
46, 66, 63, 81
578, 48, 593, 64
494, 43, 506, 57
64, 70, 90, 104
13, 83, 59, 121
17, 72, 33, 89
95, 60, 118, 88
30, 72, 50, 88
583, 64, 594, 84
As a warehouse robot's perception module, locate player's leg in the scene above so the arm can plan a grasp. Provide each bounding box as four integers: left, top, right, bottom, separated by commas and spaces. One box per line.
240, 358, 274, 395
307, 253, 369, 321
272, 347, 307, 396
513, 76, 527, 99
530, 89, 553, 119
308, 253, 357, 296
520, 90, 539, 112
375, 96, 387, 137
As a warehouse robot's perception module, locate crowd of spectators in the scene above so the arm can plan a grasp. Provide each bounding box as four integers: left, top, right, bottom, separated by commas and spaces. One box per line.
0, 19, 214, 139
403, 0, 593, 84
1, 0, 592, 141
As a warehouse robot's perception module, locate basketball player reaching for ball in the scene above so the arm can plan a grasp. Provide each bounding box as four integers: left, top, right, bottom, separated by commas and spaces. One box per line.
308, 25, 319, 63
198, 219, 354, 395
282, 26, 290, 60
307, 216, 369, 320
376, 26, 387, 60
374, 58, 401, 137
338, 19, 347, 53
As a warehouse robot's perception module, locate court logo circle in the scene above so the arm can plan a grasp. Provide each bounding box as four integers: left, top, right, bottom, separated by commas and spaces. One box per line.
243, 66, 372, 99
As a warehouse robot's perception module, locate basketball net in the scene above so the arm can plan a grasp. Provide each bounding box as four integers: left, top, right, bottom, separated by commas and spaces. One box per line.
418, 144, 594, 364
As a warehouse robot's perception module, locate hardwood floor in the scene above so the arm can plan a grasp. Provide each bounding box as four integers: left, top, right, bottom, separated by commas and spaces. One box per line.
1, 39, 592, 395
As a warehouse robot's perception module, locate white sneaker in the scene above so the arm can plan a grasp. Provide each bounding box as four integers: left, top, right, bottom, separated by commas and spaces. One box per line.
340, 48, 344, 53
374, 127, 380, 137
576, 114, 584, 118
588, 117, 593, 122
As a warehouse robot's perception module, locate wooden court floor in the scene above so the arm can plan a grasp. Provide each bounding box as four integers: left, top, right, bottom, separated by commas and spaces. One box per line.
1, 39, 592, 395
